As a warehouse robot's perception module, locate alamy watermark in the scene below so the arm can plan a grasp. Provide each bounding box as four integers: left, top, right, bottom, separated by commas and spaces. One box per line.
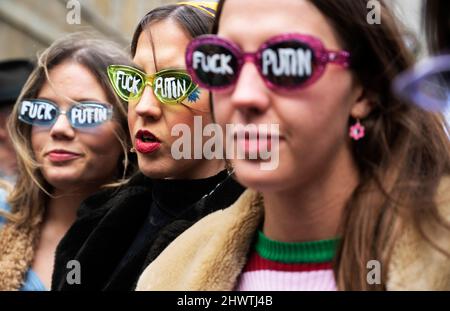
66, 259, 81, 285
367, 0, 381, 25
64, 258, 381, 286
367, 260, 381, 285
66, 0, 81, 25
171, 116, 280, 171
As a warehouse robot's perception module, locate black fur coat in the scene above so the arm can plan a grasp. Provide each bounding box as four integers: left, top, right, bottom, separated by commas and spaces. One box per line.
51, 171, 244, 291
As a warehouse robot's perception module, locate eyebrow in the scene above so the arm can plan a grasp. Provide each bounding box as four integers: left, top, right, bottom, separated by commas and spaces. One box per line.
131, 62, 146, 72
37, 97, 103, 104
132, 61, 187, 75
72, 98, 104, 102
133, 52, 185, 75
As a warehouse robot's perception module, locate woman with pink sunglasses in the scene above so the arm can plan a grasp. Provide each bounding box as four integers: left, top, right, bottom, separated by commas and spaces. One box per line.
137, 0, 450, 290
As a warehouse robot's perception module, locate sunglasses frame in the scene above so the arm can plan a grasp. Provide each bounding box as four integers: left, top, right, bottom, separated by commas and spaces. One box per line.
107, 65, 198, 105
186, 33, 351, 92
18, 99, 113, 129
393, 54, 450, 112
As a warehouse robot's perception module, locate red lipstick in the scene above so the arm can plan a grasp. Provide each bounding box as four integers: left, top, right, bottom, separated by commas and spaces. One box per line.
135, 129, 161, 154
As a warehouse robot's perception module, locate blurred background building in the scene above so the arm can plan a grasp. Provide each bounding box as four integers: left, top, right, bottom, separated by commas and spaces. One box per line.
0, 0, 178, 60
0, 0, 426, 62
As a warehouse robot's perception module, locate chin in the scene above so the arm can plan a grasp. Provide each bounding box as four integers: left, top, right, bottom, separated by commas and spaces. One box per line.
41, 165, 82, 185
137, 158, 174, 179
45, 175, 83, 189
138, 156, 202, 179
232, 159, 289, 192
140, 169, 169, 179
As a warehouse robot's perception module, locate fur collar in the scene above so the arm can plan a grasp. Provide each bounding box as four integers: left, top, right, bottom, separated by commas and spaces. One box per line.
0, 222, 41, 290
386, 178, 450, 290
136, 190, 263, 290
137, 182, 450, 291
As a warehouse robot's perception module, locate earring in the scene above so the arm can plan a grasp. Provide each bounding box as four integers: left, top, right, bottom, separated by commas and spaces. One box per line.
349, 119, 365, 141
130, 147, 136, 153
225, 160, 235, 176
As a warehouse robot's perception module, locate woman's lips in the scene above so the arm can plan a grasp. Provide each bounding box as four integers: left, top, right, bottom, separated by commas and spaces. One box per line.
135, 129, 161, 154
234, 131, 282, 157
47, 150, 82, 162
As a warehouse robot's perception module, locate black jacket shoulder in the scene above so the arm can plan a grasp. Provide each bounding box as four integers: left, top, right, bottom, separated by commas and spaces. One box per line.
51, 172, 245, 291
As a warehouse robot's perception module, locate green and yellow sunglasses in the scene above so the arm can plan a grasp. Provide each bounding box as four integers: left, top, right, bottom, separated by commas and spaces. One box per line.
107, 65, 200, 105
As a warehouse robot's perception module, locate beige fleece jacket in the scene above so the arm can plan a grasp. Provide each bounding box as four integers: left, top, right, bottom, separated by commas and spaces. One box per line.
136, 180, 450, 291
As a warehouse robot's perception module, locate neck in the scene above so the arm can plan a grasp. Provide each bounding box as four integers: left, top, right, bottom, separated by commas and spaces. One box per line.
173, 159, 226, 180
44, 186, 97, 231
262, 146, 359, 242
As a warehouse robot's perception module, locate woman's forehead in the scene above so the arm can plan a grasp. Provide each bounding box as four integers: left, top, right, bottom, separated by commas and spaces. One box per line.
133, 20, 190, 73
219, 0, 341, 51
37, 63, 107, 106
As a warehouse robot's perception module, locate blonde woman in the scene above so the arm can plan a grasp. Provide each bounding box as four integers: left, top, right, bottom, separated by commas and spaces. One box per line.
0, 33, 135, 290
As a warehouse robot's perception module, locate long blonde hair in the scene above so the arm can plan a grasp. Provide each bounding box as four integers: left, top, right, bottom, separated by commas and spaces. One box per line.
1, 33, 136, 227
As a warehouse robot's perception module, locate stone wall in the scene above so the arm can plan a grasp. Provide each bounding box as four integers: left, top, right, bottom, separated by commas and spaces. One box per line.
0, 0, 178, 60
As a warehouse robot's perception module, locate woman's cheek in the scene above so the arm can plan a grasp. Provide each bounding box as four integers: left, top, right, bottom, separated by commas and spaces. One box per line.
30, 130, 45, 163
211, 94, 231, 127
85, 126, 120, 156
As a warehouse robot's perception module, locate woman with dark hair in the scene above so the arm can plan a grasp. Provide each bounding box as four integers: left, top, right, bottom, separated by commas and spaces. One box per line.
51, 2, 244, 291
137, 0, 450, 290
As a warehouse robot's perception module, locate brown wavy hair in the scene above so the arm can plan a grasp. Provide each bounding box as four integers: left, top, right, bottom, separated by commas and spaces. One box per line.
424, 0, 450, 54
213, 0, 450, 290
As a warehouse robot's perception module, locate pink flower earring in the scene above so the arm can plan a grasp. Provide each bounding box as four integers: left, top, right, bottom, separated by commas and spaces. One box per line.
349, 119, 365, 141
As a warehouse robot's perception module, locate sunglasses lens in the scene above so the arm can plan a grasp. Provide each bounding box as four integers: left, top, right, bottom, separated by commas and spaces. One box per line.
418, 71, 450, 108
153, 70, 196, 104
18, 100, 58, 127
189, 41, 239, 89
261, 40, 315, 88
68, 103, 113, 128
401, 71, 450, 112
108, 66, 144, 101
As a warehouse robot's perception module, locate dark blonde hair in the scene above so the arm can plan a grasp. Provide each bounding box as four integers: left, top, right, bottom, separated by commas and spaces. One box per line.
2, 32, 136, 227
213, 0, 450, 290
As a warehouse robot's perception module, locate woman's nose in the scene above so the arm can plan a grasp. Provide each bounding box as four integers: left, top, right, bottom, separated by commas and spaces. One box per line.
230, 62, 271, 120
49, 114, 76, 140
134, 86, 163, 121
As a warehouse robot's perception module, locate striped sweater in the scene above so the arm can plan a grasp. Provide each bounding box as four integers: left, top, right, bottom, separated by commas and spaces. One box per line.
236, 231, 339, 291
